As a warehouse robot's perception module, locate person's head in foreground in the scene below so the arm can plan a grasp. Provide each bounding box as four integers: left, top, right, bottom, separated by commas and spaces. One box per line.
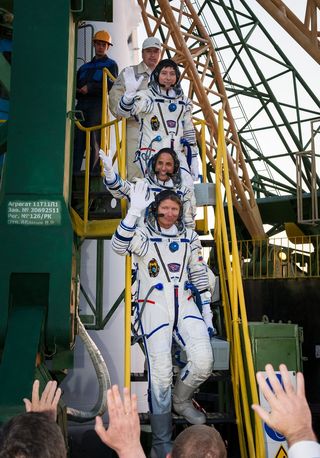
0, 412, 67, 458
169, 425, 227, 458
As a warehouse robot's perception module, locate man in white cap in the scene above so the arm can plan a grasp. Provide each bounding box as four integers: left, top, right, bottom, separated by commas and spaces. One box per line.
109, 37, 162, 180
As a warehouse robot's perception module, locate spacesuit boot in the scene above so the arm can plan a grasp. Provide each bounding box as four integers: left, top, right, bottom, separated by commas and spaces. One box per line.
149, 412, 172, 458
172, 377, 206, 424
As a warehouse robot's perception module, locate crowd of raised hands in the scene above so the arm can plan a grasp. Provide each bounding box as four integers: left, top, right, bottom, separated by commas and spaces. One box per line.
95, 364, 320, 457
1, 363, 318, 458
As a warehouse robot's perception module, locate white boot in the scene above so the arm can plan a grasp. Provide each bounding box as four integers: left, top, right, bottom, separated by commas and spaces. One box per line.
172, 378, 206, 424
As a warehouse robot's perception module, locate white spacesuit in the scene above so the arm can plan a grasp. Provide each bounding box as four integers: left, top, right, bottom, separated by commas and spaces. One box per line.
99, 147, 196, 228
112, 184, 213, 458
117, 59, 200, 188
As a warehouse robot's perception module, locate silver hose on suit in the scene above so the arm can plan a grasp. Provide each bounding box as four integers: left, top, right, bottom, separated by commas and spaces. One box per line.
66, 314, 111, 422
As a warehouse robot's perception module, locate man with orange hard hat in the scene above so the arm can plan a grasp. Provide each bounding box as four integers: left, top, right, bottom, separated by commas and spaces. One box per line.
73, 30, 118, 174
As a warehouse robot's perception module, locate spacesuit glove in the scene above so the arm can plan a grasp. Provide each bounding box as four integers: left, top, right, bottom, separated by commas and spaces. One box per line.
123, 67, 144, 101
190, 151, 200, 181
99, 149, 116, 182
201, 292, 214, 337
128, 181, 153, 218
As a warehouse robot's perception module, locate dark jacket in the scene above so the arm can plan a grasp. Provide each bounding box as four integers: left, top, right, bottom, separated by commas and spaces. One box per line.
76, 55, 118, 103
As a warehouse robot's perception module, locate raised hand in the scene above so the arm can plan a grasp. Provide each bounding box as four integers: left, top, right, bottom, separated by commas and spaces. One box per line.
123, 67, 144, 100
95, 385, 145, 458
252, 364, 317, 447
99, 149, 113, 172
23, 380, 62, 422
128, 181, 153, 218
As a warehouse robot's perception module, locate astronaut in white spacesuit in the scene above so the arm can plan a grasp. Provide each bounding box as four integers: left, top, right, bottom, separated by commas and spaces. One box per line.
99, 147, 196, 228
116, 59, 200, 188
112, 184, 213, 458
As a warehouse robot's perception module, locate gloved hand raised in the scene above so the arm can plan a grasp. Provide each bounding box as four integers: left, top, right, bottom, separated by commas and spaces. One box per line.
128, 181, 153, 218
99, 149, 116, 182
200, 291, 215, 338
99, 149, 113, 171
123, 67, 144, 100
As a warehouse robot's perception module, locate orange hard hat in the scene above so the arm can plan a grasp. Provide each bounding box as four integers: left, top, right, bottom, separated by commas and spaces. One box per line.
93, 30, 113, 46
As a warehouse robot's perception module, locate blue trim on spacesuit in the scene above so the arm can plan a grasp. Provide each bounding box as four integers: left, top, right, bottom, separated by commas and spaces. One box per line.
183, 315, 204, 321
174, 329, 186, 347
114, 230, 133, 242
147, 323, 170, 339
104, 175, 118, 187
120, 221, 136, 231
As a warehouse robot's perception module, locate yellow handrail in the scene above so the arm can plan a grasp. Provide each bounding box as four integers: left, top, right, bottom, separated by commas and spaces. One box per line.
73, 118, 122, 229
215, 109, 265, 458
120, 114, 132, 389
193, 118, 209, 233
101, 67, 116, 154
72, 66, 120, 234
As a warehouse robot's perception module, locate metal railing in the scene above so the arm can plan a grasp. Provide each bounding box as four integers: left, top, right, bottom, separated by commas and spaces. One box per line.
215, 110, 265, 458
239, 235, 320, 279
70, 68, 126, 237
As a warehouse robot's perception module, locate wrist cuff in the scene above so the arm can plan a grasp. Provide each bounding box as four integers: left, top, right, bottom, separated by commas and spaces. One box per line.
104, 169, 116, 182
128, 207, 141, 218
123, 92, 135, 103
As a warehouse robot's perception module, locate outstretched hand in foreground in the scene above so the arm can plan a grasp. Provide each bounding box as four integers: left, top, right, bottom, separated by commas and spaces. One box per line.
95, 385, 146, 458
252, 363, 317, 447
23, 379, 62, 422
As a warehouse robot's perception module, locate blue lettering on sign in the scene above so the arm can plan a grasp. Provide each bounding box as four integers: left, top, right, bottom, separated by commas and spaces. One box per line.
264, 374, 285, 442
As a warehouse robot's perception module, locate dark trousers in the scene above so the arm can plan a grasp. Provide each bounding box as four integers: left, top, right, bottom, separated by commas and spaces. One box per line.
73, 100, 102, 174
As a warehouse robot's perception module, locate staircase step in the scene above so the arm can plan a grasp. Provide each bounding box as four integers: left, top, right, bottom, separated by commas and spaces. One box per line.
195, 392, 220, 402
131, 372, 148, 382
138, 412, 235, 425
208, 370, 231, 382
132, 370, 231, 384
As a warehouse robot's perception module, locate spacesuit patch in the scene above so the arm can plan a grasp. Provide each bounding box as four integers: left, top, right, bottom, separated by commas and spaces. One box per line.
167, 263, 181, 273
148, 258, 160, 277
150, 115, 160, 131
166, 120, 176, 128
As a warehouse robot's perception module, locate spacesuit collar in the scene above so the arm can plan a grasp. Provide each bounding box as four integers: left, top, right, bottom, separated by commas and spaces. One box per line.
160, 225, 179, 236
155, 177, 174, 187
160, 88, 175, 97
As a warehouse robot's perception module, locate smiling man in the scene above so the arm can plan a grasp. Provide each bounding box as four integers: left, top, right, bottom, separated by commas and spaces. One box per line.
99, 147, 196, 228
112, 183, 213, 458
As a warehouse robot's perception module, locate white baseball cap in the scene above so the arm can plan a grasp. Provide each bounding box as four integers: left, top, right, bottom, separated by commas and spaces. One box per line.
142, 37, 161, 50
